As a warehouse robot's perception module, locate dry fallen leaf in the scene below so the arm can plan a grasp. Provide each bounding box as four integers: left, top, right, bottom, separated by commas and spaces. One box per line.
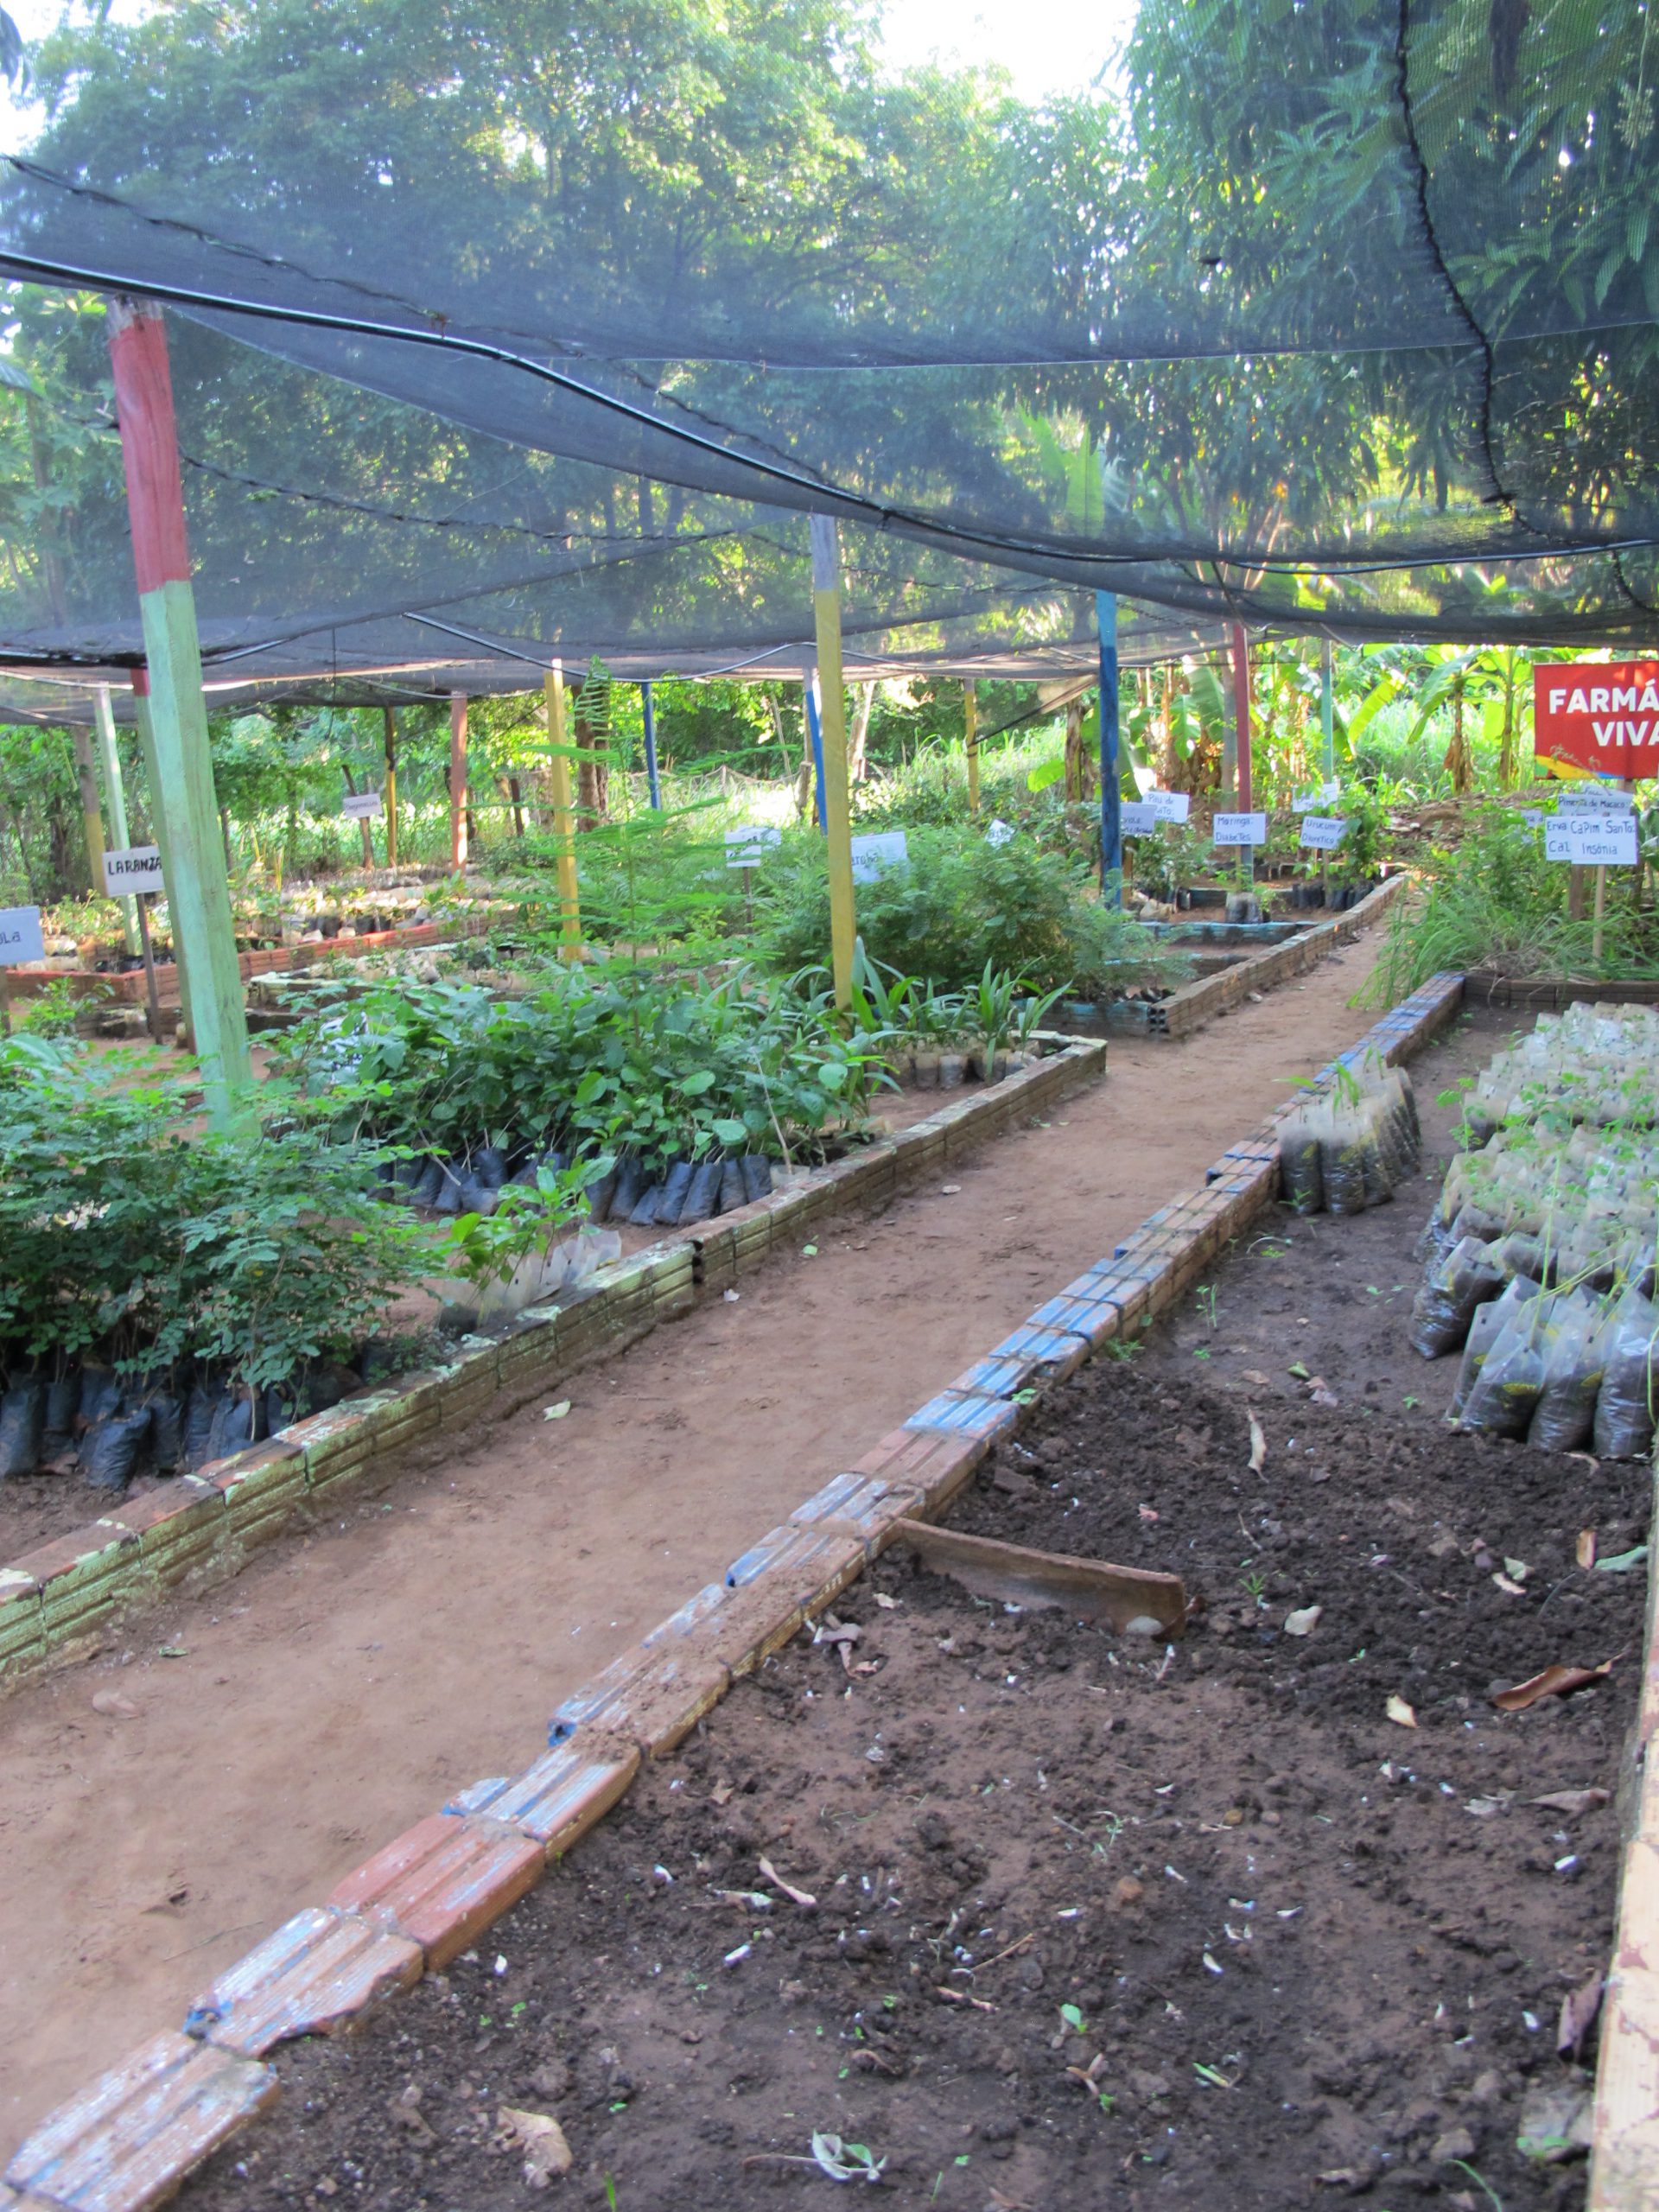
495, 2107, 572, 2189
1385, 1694, 1418, 1729
758, 1855, 817, 1910
1138, 1504, 1160, 1523
1307, 1383, 1338, 1407
1557, 1973, 1604, 2058
1283, 1605, 1323, 1637
873, 1593, 899, 1611
1492, 1573, 1529, 1597
1247, 1411, 1267, 1474
92, 1689, 139, 1719
1529, 1788, 1610, 1818
1576, 1529, 1597, 1569
710, 1779, 734, 1807
1491, 1656, 1620, 1713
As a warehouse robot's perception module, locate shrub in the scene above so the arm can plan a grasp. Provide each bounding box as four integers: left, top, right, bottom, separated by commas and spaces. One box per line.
753, 823, 1183, 996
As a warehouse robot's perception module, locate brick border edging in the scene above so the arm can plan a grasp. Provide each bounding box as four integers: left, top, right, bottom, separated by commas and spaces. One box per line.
1150, 870, 1408, 1039
0, 976, 1465, 2209
7, 912, 508, 1009
0, 1039, 1107, 1704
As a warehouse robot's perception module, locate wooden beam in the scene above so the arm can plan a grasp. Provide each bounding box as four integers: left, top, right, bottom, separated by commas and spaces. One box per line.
449, 692, 469, 871
543, 666, 582, 962
809, 516, 856, 1010
891, 1518, 1186, 1638
130, 670, 193, 1046
963, 679, 980, 817
1097, 592, 1122, 903
382, 707, 398, 865
107, 300, 251, 1116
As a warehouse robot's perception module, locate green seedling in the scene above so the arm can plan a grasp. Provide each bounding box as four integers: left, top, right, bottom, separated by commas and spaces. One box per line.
1240, 1572, 1268, 1604
1403, 1394, 1421, 1409
1060, 2002, 1089, 2035
1102, 1338, 1141, 1363
603, 2177, 620, 2212
1447, 2159, 1503, 2211
1196, 1282, 1219, 1331
1193, 2062, 1236, 2090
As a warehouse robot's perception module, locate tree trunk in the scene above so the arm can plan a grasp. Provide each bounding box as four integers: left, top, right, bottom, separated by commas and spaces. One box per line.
1443, 673, 1472, 793
848, 684, 874, 785
508, 774, 526, 841
382, 707, 398, 865
575, 713, 609, 828
1498, 651, 1517, 787
1064, 697, 1086, 803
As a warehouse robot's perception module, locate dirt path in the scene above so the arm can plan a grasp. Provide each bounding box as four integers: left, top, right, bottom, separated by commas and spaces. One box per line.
0, 933, 1394, 2154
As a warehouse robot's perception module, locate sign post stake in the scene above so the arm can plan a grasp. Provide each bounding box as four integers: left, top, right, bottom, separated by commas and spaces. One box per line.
93, 684, 141, 957
134, 890, 164, 1044
641, 683, 663, 810
804, 676, 829, 831
0, 964, 10, 1035
809, 516, 857, 1012
107, 299, 251, 1122
1592, 861, 1608, 966
543, 666, 583, 962
1230, 623, 1253, 891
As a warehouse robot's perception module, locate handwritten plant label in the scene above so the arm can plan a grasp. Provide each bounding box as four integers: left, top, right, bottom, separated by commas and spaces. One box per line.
849, 830, 910, 883
1212, 811, 1268, 847
342, 791, 384, 820
102, 845, 165, 895
1299, 816, 1351, 851
0, 906, 44, 965
724, 824, 784, 868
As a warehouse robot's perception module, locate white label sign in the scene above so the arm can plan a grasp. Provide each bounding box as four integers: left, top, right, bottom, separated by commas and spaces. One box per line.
1522, 809, 1544, 827
0, 906, 44, 966
724, 824, 783, 869
1143, 789, 1191, 823
1544, 818, 1576, 863
1559, 785, 1635, 815
102, 844, 165, 896
342, 791, 384, 820
1569, 816, 1638, 867
984, 818, 1015, 848
849, 830, 910, 884
1299, 816, 1351, 850
1119, 801, 1158, 837
1212, 811, 1268, 848
1293, 780, 1342, 813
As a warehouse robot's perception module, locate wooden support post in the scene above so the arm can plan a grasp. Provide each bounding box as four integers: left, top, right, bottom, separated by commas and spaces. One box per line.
448, 692, 469, 872
130, 670, 193, 1046
963, 679, 981, 818
809, 516, 856, 1011
92, 683, 141, 954
382, 707, 398, 865
641, 682, 663, 810
340, 764, 376, 870
543, 665, 582, 962
1320, 636, 1335, 906
69, 720, 107, 906
1230, 620, 1253, 889
1097, 592, 1122, 905
107, 300, 251, 1117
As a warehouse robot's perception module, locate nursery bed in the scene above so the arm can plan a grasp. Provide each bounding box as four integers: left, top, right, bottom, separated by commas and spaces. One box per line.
173, 1027, 1643, 2212
0, 933, 1411, 2158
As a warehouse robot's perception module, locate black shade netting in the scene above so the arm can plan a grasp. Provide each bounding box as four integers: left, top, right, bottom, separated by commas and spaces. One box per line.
0, 0, 1654, 658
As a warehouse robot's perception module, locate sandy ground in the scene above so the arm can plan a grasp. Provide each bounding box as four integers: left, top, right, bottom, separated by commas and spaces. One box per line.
0, 931, 1394, 2155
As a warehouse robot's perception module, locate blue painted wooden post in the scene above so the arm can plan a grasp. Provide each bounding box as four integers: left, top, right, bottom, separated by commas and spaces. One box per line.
804, 674, 829, 832
1096, 590, 1122, 905
641, 682, 663, 810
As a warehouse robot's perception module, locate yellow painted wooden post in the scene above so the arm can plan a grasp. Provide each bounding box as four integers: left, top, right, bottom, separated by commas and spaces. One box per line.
543, 665, 582, 961
964, 679, 981, 817
810, 517, 856, 1010
69, 720, 107, 902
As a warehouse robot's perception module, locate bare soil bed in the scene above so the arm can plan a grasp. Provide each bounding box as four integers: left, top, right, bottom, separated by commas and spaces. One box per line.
176, 1005, 1645, 2212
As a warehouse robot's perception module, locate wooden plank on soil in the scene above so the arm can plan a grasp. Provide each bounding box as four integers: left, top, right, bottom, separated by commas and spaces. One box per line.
890, 1517, 1186, 1638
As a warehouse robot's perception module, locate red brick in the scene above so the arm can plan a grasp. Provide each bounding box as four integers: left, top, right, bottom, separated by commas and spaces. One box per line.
549, 1646, 732, 1758
847, 1425, 985, 1515
695, 1576, 814, 1678
787, 1471, 923, 1556
447, 1740, 639, 1857
186, 1907, 422, 2057
904, 1389, 1021, 1447
986, 1323, 1090, 1383
4, 2029, 276, 2212
327, 1813, 543, 1969
1026, 1294, 1122, 1351
722, 1523, 866, 1609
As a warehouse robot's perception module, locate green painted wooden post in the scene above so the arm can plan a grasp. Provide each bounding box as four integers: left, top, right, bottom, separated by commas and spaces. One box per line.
130, 670, 194, 1045
93, 683, 141, 955
108, 300, 251, 1113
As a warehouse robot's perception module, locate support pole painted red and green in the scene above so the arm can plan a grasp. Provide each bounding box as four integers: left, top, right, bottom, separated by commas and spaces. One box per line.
107, 298, 250, 1115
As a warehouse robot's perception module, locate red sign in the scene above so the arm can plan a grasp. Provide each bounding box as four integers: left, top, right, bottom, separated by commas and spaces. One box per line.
1535, 663, 1659, 779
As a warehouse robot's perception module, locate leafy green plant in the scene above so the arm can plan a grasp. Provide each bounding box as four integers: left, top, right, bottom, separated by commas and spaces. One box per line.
442, 1155, 608, 1293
